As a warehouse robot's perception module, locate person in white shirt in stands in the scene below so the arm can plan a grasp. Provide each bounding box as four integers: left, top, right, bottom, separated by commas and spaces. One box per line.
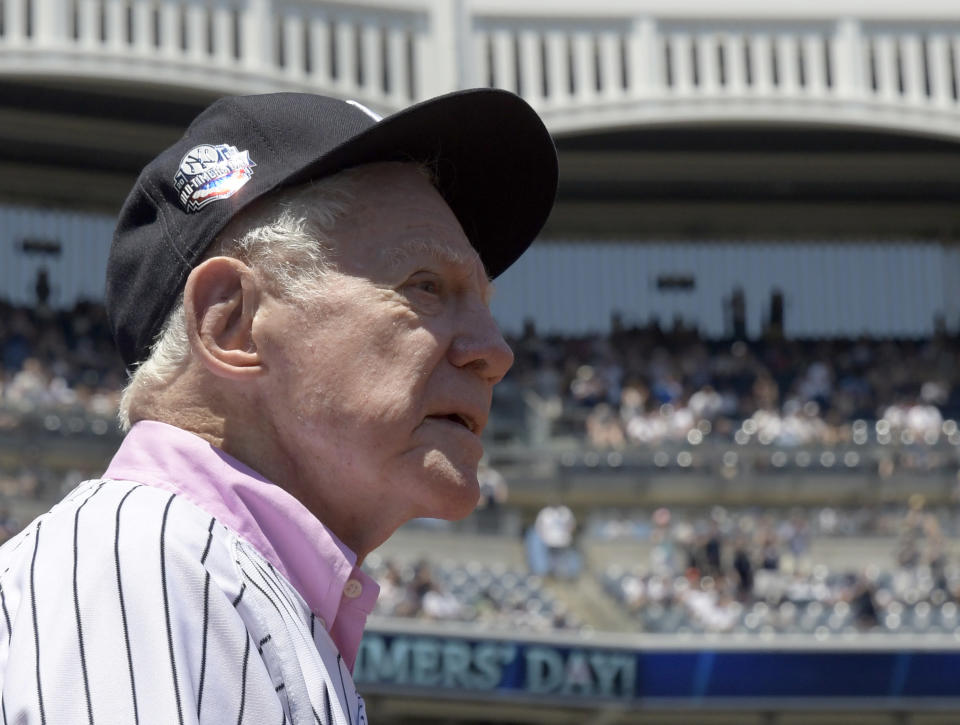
0, 90, 556, 724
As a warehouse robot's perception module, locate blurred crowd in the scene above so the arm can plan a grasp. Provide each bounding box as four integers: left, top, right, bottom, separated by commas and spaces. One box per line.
505, 320, 960, 448
365, 498, 958, 635
5, 300, 960, 453
0, 466, 99, 545
0, 300, 123, 424
586, 500, 960, 541
602, 497, 955, 635
364, 555, 576, 631
5, 299, 960, 635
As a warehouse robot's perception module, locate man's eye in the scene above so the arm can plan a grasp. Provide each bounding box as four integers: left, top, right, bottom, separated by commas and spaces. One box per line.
413, 280, 440, 295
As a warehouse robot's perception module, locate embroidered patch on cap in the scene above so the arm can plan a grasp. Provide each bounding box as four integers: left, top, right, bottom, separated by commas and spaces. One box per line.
174, 144, 256, 213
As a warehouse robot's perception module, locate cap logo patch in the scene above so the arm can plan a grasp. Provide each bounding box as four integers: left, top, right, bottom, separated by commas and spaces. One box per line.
174, 144, 256, 213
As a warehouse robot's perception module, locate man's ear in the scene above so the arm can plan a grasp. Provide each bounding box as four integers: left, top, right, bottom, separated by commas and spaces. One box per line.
183, 256, 263, 379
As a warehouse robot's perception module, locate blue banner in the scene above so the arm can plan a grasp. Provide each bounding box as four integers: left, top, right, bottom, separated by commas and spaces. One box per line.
355, 630, 960, 704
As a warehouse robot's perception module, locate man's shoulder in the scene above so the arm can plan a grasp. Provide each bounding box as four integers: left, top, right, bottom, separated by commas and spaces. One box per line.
0, 477, 239, 591
4, 477, 208, 544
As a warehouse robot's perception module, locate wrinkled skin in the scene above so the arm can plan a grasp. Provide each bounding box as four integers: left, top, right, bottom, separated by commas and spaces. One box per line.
251, 162, 514, 557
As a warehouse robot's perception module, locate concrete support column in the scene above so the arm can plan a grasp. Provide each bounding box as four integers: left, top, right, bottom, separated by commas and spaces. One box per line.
832, 17, 865, 99
628, 16, 658, 98
414, 0, 459, 99
35, 0, 68, 48
241, 0, 272, 72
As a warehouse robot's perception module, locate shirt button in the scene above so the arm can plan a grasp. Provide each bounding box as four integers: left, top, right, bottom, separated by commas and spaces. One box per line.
343, 579, 363, 599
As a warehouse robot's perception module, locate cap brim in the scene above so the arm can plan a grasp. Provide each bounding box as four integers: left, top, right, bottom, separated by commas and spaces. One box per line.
284, 88, 558, 279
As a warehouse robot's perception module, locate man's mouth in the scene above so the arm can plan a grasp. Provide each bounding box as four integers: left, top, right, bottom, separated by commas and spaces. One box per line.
427, 413, 477, 434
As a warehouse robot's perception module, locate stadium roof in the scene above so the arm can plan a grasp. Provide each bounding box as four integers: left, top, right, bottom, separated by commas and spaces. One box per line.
3, 78, 960, 239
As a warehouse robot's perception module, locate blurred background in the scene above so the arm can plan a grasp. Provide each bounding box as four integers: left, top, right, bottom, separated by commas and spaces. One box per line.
4, 0, 960, 722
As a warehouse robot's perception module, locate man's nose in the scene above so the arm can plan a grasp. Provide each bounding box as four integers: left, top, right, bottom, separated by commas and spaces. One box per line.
449, 303, 515, 384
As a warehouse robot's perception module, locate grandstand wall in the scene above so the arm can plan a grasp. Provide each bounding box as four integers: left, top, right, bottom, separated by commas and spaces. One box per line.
492, 239, 953, 338
0, 203, 113, 307
3, 203, 952, 339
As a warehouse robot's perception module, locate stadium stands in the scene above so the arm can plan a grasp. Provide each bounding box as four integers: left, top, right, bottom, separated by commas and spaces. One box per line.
3, 297, 960, 641
6, 298, 960, 438
363, 555, 578, 632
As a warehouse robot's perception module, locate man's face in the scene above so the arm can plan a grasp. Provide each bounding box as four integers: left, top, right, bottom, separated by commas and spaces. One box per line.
254, 163, 514, 544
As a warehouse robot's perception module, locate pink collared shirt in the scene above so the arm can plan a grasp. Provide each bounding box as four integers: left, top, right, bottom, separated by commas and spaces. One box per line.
104, 419, 378, 668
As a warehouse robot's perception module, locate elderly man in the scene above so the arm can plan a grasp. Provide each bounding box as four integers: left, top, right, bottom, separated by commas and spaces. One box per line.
0, 90, 556, 723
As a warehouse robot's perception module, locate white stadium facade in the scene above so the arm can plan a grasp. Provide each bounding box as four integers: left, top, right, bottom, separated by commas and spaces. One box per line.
5, 1, 960, 722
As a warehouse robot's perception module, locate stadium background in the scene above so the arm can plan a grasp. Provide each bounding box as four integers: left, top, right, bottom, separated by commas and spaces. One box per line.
3, 0, 960, 721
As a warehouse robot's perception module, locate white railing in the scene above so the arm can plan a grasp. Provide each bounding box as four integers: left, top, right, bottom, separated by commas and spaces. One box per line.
3, 0, 960, 137
0, 0, 451, 109
467, 7, 960, 136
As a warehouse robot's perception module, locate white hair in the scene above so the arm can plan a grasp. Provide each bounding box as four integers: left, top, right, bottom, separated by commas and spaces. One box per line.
117, 172, 357, 431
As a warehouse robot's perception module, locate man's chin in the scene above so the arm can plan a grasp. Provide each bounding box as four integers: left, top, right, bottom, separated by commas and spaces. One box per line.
415, 452, 481, 520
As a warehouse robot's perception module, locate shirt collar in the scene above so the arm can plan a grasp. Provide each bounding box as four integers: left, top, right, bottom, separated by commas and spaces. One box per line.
104, 420, 378, 668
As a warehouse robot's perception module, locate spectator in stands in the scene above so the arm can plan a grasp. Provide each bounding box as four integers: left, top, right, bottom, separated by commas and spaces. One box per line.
732, 537, 754, 600
586, 402, 625, 449
684, 577, 742, 633
34, 268, 51, 309
474, 459, 509, 533
780, 511, 812, 571
569, 364, 607, 408
376, 561, 417, 617
758, 527, 782, 571
417, 563, 463, 621
529, 503, 580, 579
521, 384, 563, 445
850, 574, 880, 630
648, 507, 679, 576
704, 522, 723, 577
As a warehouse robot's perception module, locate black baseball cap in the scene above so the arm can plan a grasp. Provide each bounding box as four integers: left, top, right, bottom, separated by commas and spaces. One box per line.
106, 89, 558, 370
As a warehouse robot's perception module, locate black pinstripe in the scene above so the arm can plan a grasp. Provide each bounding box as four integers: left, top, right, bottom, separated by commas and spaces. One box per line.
232, 582, 247, 607
159, 494, 185, 725
245, 554, 336, 725
250, 558, 299, 621
323, 680, 332, 724
240, 569, 283, 617
236, 636, 251, 725
114, 485, 141, 725
29, 524, 46, 725
199, 519, 215, 564
237, 549, 286, 618
237, 555, 339, 724
254, 560, 297, 614
1, 532, 32, 568
0, 581, 6, 725
196, 572, 211, 718
336, 654, 353, 725
73, 483, 106, 725
0, 584, 10, 640
266, 562, 299, 605
310, 612, 315, 637
196, 518, 215, 719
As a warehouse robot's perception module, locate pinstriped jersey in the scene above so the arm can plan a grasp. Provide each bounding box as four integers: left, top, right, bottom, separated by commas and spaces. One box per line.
0, 478, 368, 724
